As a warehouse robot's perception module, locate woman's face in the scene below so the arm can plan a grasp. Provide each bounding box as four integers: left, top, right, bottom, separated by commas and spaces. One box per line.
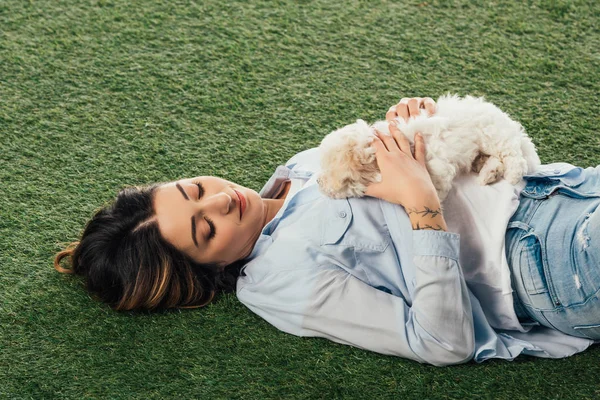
153, 176, 267, 267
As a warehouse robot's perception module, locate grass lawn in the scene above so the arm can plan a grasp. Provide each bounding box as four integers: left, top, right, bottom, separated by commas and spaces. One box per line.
1, 0, 599, 398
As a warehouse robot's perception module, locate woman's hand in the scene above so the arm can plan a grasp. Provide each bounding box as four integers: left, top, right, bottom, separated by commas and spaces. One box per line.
386, 97, 436, 122
365, 122, 437, 207
365, 122, 447, 231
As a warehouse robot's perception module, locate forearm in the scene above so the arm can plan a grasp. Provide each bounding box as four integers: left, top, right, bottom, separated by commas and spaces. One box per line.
409, 231, 474, 365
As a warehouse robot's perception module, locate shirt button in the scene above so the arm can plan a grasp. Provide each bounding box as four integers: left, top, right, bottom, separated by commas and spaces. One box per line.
553, 169, 561, 174
338, 211, 347, 218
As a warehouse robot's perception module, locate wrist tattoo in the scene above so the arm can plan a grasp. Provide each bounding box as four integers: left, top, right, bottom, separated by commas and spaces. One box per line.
407, 206, 444, 230
405, 206, 442, 218
412, 222, 445, 231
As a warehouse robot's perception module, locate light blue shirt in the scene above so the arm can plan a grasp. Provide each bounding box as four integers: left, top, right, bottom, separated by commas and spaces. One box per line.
237, 148, 594, 366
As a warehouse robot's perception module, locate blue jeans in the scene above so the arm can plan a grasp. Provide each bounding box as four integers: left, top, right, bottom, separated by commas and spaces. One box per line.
506, 165, 600, 340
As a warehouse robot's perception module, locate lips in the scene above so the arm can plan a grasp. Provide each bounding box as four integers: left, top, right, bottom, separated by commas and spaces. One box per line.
234, 189, 246, 220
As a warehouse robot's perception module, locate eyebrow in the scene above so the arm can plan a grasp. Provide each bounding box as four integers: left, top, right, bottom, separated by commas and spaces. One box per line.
176, 183, 189, 200
176, 182, 200, 248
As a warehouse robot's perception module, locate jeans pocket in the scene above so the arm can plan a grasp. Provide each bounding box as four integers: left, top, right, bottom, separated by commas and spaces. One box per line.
518, 232, 550, 296
573, 324, 600, 340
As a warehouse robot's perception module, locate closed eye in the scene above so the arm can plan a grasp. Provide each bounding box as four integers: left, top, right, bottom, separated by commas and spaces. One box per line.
192, 180, 215, 240
195, 182, 204, 199
206, 217, 215, 240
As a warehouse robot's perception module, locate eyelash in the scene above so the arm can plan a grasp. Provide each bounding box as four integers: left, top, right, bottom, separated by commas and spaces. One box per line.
192, 180, 216, 240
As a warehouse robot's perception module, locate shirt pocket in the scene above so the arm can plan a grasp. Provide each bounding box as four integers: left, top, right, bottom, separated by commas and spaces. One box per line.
320, 197, 390, 252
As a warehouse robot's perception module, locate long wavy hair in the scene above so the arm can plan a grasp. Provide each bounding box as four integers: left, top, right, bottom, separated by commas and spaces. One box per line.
53, 184, 244, 311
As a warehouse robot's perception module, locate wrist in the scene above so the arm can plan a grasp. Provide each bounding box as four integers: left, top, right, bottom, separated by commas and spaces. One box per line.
405, 203, 447, 231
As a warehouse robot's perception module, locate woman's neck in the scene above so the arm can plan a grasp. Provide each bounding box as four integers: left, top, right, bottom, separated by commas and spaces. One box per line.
261, 181, 291, 229
262, 198, 284, 226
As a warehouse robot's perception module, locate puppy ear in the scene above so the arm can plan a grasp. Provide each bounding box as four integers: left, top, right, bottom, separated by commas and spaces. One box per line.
356, 119, 369, 127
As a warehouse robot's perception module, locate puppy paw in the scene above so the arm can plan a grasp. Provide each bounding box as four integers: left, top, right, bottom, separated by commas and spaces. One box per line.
477, 156, 505, 185
502, 156, 529, 185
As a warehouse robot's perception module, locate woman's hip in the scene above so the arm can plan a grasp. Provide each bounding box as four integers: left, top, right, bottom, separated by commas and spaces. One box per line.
506, 177, 600, 340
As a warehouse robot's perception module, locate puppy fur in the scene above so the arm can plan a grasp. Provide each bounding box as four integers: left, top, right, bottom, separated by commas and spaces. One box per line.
317, 94, 541, 201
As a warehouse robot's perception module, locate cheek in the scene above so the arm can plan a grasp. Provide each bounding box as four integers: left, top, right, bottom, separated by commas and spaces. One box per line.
219, 224, 242, 245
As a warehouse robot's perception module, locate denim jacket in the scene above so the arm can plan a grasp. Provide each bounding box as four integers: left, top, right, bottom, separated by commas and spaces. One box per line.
237, 148, 594, 365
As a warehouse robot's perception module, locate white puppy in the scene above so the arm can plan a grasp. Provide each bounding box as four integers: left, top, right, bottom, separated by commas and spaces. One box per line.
317, 94, 541, 201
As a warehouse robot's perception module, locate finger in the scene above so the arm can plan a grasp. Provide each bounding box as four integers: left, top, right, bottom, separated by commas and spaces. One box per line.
422, 97, 436, 116
414, 132, 427, 166
389, 122, 412, 156
374, 129, 398, 153
370, 132, 389, 153
385, 106, 397, 122
375, 127, 401, 153
407, 98, 421, 119
395, 99, 409, 121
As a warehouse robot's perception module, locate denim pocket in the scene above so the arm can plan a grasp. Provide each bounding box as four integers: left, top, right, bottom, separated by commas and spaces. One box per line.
517, 232, 550, 295
573, 324, 600, 340
507, 219, 562, 311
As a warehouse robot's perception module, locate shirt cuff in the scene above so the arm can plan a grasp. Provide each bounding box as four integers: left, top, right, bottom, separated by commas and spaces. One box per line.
412, 230, 460, 261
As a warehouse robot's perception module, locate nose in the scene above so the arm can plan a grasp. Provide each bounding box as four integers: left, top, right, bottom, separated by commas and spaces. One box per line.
197, 191, 233, 215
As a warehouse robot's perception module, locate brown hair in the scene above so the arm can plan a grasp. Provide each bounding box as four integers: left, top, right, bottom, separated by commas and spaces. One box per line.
54, 185, 243, 311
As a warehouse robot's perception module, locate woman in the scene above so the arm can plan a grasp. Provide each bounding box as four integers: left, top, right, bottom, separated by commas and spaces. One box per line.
55, 97, 599, 366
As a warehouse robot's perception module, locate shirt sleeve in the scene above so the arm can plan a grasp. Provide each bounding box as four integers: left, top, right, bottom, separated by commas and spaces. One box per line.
237, 230, 474, 366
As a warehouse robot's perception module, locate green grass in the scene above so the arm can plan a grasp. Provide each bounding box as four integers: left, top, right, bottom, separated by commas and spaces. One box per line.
1, 0, 599, 398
